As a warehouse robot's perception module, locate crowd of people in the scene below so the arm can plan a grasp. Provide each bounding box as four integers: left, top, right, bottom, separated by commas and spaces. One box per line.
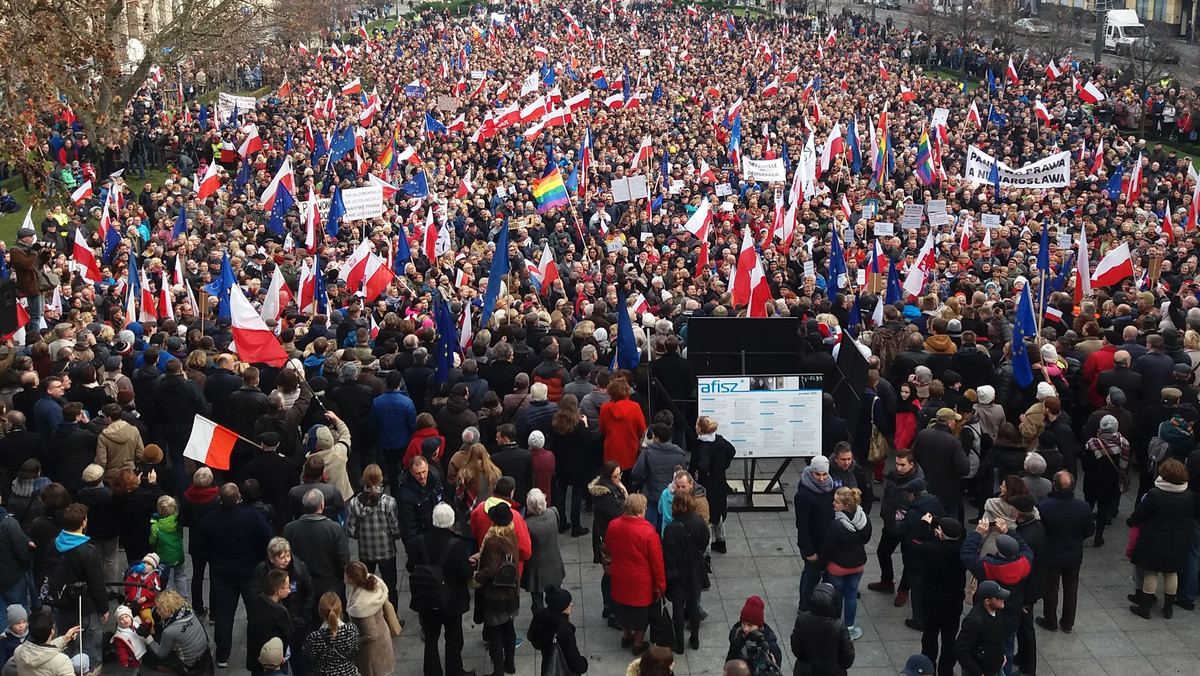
3, 0, 1200, 675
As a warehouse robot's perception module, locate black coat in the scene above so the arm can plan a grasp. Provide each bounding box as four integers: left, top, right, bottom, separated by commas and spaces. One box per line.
662, 512, 708, 603
110, 480, 164, 563
688, 435, 737, 523
491, 443, 534, 507
195, 504, 272, 582
906, 522, 966, 601
527, 610, 588, 676
155, 374, 210, 443
794, 481, 836, 558
912, 424, 971, 510
204, 369, 243, 426
988, 443, 1027, 488
956, 604, 1007, 676
0, 430, 47, 494
412, 528, 473, 616
818, 513, 872, 570
790, 584, 854, 676
251, 558, 316, 635
49, 422, 98, 494
226, 386, 268, 439
283, 515, 349, 598
246, 595, 292, 672
952, 347, 994, 391
1037, 490, 1096, 568
549, 421, 601, 486
588, 477, 625, 564
1128, 485, 1196, 572
396, 471, 445, 551
1015, 518, 1048, 604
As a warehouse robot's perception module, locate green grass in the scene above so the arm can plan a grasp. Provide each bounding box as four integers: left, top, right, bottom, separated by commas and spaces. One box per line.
934, 67, 977, 92
728, 7, 771, 16
0, 169, 174, 244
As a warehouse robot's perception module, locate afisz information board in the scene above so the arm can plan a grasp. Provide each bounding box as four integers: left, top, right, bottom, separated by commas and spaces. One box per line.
697, 375, 823, 459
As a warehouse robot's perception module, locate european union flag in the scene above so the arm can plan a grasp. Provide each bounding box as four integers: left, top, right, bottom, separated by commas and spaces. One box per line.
479, 217, 509, 326
651, 83, 664, 103
885, 257, 903, 304
267, 183, 295, 235
542, 65, 556, 87
987, 69, 998, 93
988, 159, 1001, 196
234, 158, 251, 198
326, 185, 345, 239
313, 255, 327, 314
197, 104, 208, 130
780, 142, 791, 172
228, 103, 239, 126
400, 171, 429, 198
424, 112, 448, 135
394, 229, 411, 271
1106, 163, 1124, 197
312, 130, 328, 162
327, 125, 356, 163
595, 76, 608, 90
433, 292, 460, 384
565, 165, 579, 194
283, 130, 294, 155
622, 63, 630, 102
988, 104, 1007, 127
171, 205, 188, 242
1011, 284, 1036, 387
203, 252, 235, 320
105, 219, 122, 262
829, 226, 848, 290
613, 286, 640, 371
1051, 252, 1075, 292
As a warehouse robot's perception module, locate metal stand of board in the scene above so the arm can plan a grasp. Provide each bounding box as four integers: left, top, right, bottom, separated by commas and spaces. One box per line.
727, 457, 796, 511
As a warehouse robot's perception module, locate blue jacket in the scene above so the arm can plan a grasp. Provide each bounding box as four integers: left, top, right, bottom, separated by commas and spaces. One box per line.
371, 390, 417, 451
31, 396, 63, 435
1037, 489, 1096, 567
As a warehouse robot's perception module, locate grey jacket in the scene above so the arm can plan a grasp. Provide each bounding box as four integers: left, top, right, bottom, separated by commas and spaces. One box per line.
148, 607, 209, 666
631, 441, 687, 502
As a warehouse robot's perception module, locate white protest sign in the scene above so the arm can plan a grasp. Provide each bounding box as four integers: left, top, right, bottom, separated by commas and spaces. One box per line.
715, 183, 733, 197
874, 222, 894, 236
856, 269, 867, 287
931, 108, 950, 129
627, 175, 649, 200
981, 213, 1002, 229
861, 203, 876, 219
902, 204, 924, 229
216, 92, 257, 123
964, 146, 1072, 189
927, 199, 949, 227
741, 158, 786, 182
437, 96, 458, 112
803, 261, 815, 279
341, 186, 385, 221
669, 180, 684, 195
1058, 233, 1073, 249
638, 49, 652, 56
471, 70, 486, 79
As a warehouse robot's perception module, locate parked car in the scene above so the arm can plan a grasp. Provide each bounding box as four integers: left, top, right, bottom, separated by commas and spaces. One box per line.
1014, 18, 1051, 35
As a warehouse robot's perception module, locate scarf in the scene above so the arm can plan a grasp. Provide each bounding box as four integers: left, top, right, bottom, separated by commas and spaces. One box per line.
1155, 476, 1188, 493
800, 468, 833, 494
697, 433, 716, 442
835, 506, 868, 531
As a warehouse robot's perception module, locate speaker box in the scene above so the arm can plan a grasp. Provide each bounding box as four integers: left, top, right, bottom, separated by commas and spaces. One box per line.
0, 280, 17, 337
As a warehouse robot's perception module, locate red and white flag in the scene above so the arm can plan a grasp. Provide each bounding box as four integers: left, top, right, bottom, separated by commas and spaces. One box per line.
1162, 202, 1176, 243
238, 125, 262, 159
341, 77, 362, 95
1125, 154, 1143, 206
967, 101, 982, 128
761, 77, 779, 98
630, 135, 653, 169
1079, 81, 1105, 103
228, 285, 289, 366
361, 254, 393, 302
184, 416, 240, 470
456, 169, 473, 199
70, 180, 93, 205
1034, 100, 1051, 124
1090, 140, 1105, 176
1188, 178, 1200, 231
196, 161, 221, 201
258, 157, 295, 211
260, 263, 292, 323
73, 229, 102, 283
1044, 306, 1063, 322
1045, 60, 1061, 80
899, 84, 916, 102
279, 76, 291, 98
1090, 242, 1133, 287
698, 159, 717, 184
1006, 56, 1019, 85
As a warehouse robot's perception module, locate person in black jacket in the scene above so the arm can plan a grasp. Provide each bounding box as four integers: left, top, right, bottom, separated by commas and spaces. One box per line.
960, 523, 1032, 674
794, 457, 835, 612
587, 462, 627, 622
912, 408, 971, 519
154, 359, 211, 491
662, 491, 708, 653
527, 586, 588, 676
250, 537, 316, 675
396, 456, 445, 568
1008, 495, 1047, 676
51, 503, 108, 668
897, 479, 947, 633
908, 514, 965, 676
790, 582, 854, 676
956, 580, 1010, 676
1128, 458, 1195, 619
246, 568, 293, 674
490, 425, 534, 508
0, 494, 32, 609
195, 483, 272, 667
688, 417, 736, 553
411, 503, 474, 676
1036, 472, 1095, 632
867, 450, 923, 604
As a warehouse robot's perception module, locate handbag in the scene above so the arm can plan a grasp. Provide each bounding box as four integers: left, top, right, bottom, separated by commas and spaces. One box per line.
542, 633, 575, 676
382, 599, 404, 637
867, 400, 890, 463
648, 597, 675, 648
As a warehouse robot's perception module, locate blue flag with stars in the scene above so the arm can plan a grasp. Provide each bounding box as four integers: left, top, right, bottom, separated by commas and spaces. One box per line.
480, 217, 510, 326
267, 183, 295, 235
326, 185, 345, 239
401, 171, 429, 198
203, 251, 235, 320
394, 229, 411, 271
433, 292, 460, 384
1011, 283, 1036, 387
171, 204, 188, 242
613, 286, 640, 371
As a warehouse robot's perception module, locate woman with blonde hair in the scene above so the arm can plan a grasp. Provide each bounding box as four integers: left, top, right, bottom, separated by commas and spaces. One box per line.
343, 560, 395, 676
456, 443, 502, 513
184, 350, 209, 386
141, 590, 211, 673
346, 465, 401, 608
819, 487, 872, 640
304, 592, 360, 676
689, 416, 736, 552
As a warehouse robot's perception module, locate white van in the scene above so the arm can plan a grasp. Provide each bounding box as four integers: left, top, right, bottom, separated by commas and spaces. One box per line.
1104, 9, 1149, 54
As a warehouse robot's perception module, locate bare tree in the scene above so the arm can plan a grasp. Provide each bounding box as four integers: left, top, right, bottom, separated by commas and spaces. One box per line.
1120, 23, 1179, 103
1024, 5, 1082, 64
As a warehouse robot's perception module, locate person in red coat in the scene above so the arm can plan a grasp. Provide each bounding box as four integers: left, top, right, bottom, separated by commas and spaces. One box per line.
606, 493, 666, 655
528, 431, 555, 503
468, 477, 532, 575
403, 413, 445, 468
599, 377, 646, 471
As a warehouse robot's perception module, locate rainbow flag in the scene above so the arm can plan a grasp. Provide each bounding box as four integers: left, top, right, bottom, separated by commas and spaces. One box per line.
533, 166, 570, 214
914, 126, 934, 186
872, 105, 889, 185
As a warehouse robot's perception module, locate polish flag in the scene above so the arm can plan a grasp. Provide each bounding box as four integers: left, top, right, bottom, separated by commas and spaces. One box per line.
959, 219, 971, 251
457, 169, 473, 199
1006, 56, 1019, 85
630, 135, 653, 169
684, 200, 712, 275
447, 114, 466, 132
1044, 306, 1063, 323
73, 229, 102, 283
1188, 178, 1200, 231
159, 281, 175, 322
603, 93, 625, 109
183, 416, 240, 470
1045, 60, 1061, 80
367, 173, 398, 199
340, 239, 373, 289
71, 180, 93, 205
279, 76, 291, 98
260, 263, 292, 323
840, 194, 852, 222
1034, 100, 1051, 124
1079, 81, 1105, 103
341, 77, 362, 95
458, 304, 473, 350
238, 125, 262, 158
566, 91, 591, 111
1075, 225, 1092, 304
357, 25, 369, 39
228, 284, 289, 366
1162, 202, 1176, 243
903, 231, 936, 298
258, 157, 295, 210
784, 66, 800, 84
362, 254, 394, 302
543, 107, 573, 127
138, 270, 157, 323
1090, 140, 1105, 176
196, 161, 221, 201
1090, 242, 1133, 287
535, 241, 560, 295
761, 77, 779, 98
297, 260, 316, 311
1125, 155, 1143, 205
395, 146, 424, 166
698, 159, 717, 184
878, 60, 889, 81
967, 101, 982, 128
824, 27, 837, 45
899, 84, 916, 102
522, 96, 549, 123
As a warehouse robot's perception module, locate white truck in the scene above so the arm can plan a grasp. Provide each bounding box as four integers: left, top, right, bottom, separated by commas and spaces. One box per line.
1103, 9, 1149, 54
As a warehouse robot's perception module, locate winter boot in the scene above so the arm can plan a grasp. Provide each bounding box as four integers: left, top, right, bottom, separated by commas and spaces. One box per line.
1130, 590, 1154, 619
1163, 593, 1175, 619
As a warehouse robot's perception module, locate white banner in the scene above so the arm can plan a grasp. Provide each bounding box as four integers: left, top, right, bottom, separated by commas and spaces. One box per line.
216, 92, 258, 124
342, 186, 385, 221
741, 158, 787, 183
964, 147, 1072, 189
931, 107, 950, 129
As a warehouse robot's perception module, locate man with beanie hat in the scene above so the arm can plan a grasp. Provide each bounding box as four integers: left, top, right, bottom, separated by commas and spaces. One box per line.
411, 503, 474, 676
727, 596, 782, 670
1037, 471, 1096, 632
795, 456, 835, 611
528, 586, 587, 676
1082, 387, 1133, 443
961, 518, 1033, 676
908, 513, 966, 676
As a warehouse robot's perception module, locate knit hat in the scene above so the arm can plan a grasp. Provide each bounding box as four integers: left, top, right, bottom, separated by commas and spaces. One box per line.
259, 637, 285, 669
488, 502, 513, 527
142, 553, 160, 570
1036, 382, 1055, 400
907, 478, 927, 494
1107, 388, 1127, 407
1040, 344, 1059, 363
143, 444, 163, 463
82, 464, 104, 484
527, 431, 546, 449
315, 426, 335, 451
808, 455, 830, 473
995, 534, 1019, 559
1008, 495, 1037, 515
902, 654, 935, 676
7, 604, 27, 628
936, 517, 964, 539
545, 586, 572, 613
71, 654, 89, 676
739, 596, 766, 627
114, 606, 133, 623
976, 385, 996, 405
420, 437, 441, 458
259, 431, 281, 449
1100, 415, 1119, 432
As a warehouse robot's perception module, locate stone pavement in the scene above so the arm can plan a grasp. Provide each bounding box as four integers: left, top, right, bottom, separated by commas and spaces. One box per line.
186, 461, 1195, 675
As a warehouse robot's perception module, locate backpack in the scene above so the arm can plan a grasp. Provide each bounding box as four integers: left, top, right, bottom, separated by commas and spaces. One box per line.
409, 538, 457, 614
961, 422, 983, 479
492, 553, 519, 589
39, 546, 86, 608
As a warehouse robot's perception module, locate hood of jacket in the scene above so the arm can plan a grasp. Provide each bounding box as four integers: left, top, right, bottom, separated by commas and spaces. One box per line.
153, 513, 180, 533
588, 476, 625, 500
184, 485, 219, 504
646, 441, 685, 458
55, 530, 89, 553
807, 583, 842, 618
100, 419, 139, 444
534, 360, 564, 379
924, 335, 957, 354
14, 641, 68, 670
347, 576, 388, 618
445, 393, 470, 414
